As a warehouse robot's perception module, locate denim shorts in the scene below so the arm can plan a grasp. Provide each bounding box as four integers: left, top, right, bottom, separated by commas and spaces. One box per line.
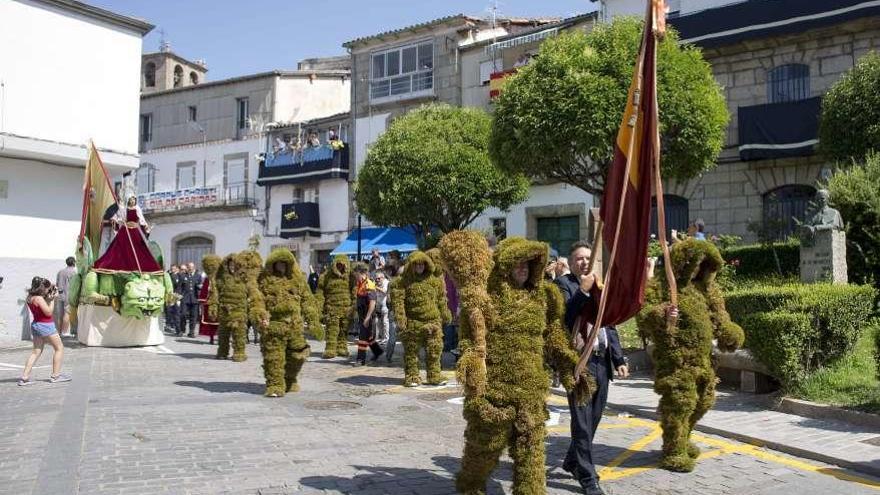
31, 322, 58, 338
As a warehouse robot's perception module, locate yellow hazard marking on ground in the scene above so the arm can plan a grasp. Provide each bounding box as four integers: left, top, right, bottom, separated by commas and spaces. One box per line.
577, 413, 880, 490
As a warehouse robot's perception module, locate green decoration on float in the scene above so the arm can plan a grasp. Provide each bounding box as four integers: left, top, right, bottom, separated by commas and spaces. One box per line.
119, 274, 166, 319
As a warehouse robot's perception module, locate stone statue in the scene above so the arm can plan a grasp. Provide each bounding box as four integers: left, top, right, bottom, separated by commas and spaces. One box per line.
799, 189, 843, 247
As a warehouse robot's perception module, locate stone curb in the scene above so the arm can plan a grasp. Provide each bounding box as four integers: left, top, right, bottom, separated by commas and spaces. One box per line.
550, 386, 880, 479
777, 397, 880, 430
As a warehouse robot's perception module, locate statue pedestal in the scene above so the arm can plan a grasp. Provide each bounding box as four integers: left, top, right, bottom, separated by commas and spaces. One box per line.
800, 229, 847, 284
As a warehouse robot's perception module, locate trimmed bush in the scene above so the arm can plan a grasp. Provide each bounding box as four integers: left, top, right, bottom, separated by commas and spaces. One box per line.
720, 241, 799, 279
726, 283, 877, 387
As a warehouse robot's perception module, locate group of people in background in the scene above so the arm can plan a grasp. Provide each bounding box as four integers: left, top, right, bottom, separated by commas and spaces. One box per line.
164, 262, 205, 339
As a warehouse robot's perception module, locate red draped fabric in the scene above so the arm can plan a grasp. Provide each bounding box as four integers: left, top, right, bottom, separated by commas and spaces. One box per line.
92, 208, 163, 275
198, 279, 218, 337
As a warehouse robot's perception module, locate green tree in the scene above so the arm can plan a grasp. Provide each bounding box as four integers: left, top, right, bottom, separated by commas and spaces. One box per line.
355, 104, 529, 243
820, 52, 880, 163
490, 18, 729, 196
827, 152, 880, 288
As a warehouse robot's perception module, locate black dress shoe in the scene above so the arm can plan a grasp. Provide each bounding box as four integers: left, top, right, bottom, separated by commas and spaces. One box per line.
579, 480, 606, 495
187, 333, 195, 338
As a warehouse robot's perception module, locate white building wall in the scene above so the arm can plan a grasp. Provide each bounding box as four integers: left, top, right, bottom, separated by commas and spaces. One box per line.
142, 137, 264, 193
0, 1, 147, 341
274, 77, 351, 124
472, 183, 594, 237
0, 0, 142, 157
352, 113, 391, 178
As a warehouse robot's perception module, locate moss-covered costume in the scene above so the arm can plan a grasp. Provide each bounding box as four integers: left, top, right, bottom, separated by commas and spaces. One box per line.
258, 249, 322, 397
450, 236, 590, 495
390, 250, 451, 386
316, 255, 354, 358
216, 251, 268, 362
637, 238, 744, 472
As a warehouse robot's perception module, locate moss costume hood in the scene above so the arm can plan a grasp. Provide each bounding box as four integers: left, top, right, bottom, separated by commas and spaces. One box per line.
330, 254, 351, 278
489, 237, 547, 290
265, 248, 301, 277
202, 254, 222, 277
401, 250, 436, 282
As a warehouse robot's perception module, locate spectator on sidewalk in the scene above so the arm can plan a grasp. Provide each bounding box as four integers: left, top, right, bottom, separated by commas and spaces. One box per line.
373, 270, 390, 348
308, 265, 320, 294
55, 256, 77, 337
178, 263, 200, 338
353, 265, 383, 365
557, 241, 628, 495
369, 248, 386, 274
19, 277, 71, 386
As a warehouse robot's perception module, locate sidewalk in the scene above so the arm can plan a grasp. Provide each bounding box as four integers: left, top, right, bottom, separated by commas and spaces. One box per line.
562, 374, 880, 478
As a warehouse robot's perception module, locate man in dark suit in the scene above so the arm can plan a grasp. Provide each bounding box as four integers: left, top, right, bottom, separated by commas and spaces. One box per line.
557, 241, 628, 495
177, 264, 200, 338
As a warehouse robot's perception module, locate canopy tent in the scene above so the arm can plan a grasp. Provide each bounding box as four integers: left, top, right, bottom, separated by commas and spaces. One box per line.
329, 227, 419, 257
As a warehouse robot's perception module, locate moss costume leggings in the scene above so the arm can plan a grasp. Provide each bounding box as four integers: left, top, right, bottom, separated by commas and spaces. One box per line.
260, 321, 309, 396
400, 320, 443, 385
323, 312, 350, 358
456, 402, 547, 495
217, 309, 247, 361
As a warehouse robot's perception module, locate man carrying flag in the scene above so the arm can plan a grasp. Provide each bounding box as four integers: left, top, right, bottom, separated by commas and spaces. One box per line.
563, 1, 673, 494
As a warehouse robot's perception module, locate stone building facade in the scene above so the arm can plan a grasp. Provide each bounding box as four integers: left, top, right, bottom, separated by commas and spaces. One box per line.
604, 0, 880, 242
141, 48, 207, 94
137, 62, 350, 268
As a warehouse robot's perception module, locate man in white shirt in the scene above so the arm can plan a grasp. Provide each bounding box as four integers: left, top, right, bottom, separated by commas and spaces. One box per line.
373, 271, 390, 348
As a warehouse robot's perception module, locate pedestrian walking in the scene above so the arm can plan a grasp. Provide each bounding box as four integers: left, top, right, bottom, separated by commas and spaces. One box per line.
178, 263, 200, 337
373, 270, 390, 348
19, 277, 71, 386
557, 241, 628, 495
55, 256, 77, 336
353, 264, 383, 365
165, 265, 181, 334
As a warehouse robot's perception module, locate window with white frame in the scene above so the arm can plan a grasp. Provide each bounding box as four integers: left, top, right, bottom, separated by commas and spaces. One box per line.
136, 163, 156, 194
370, 41, 434, 101
292, 187, 304, 204
479, 59, 499, 86
236, 97, 249, 130
176, 161, 197, 189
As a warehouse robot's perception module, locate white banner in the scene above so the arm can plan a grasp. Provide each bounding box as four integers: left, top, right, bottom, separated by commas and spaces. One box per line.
138, 186, 220, 212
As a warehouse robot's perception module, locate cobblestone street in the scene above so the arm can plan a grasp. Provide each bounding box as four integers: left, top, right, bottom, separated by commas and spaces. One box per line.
2, 337, 880, 495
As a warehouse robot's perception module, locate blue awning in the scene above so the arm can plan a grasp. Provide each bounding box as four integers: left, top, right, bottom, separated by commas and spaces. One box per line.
329, 227, 419, 257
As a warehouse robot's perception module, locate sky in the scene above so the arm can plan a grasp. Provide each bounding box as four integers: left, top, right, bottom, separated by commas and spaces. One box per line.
89, 0, 597, 80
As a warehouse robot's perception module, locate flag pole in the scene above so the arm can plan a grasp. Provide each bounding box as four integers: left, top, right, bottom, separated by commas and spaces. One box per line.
575, 3, 653, 381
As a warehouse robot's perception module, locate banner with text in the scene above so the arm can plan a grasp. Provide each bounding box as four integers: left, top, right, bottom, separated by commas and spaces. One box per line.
138, 187, 220, 212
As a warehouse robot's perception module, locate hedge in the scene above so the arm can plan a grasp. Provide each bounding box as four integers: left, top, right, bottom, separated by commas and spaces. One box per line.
725, 283, 877, 387
720, 241, 800, 279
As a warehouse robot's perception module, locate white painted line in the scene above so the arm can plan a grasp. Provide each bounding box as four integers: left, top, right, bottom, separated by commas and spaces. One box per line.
0, 362, 50, 370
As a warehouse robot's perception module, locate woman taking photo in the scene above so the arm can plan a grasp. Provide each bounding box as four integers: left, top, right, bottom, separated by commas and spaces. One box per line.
19, 277, 71, 386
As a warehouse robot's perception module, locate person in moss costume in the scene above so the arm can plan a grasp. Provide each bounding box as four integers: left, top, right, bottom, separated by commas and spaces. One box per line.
448, 235, 592, 495
199, 254, 221, 344
216, 252, 268, 361
637, 238, 745, 472
258, 249, 322, 397
390, 250, 451, 386
316, 255, 354, 359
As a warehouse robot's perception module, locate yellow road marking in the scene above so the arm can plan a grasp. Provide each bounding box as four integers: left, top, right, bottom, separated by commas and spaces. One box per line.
597, 426, 663, 478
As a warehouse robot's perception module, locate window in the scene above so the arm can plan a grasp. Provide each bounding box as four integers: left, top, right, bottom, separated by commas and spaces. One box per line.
650, 195, 689, 238
491, 217, 507, 241
187, 105, 197, 122
370, 41, 434, 101
175, 236, 214, 269
176, 161, 197, 189
144, 62, 156, 87
767, 64, 810, 104
139, 114, 152, 143
479, 60, 499, 86
136, 163, 156, 194
189, 71, 199, 85
236, 98, 249, 130
536, 216, 579, 258
291, 187, 304, 204
224, 155, 247, 187
763, 185, 816, 240
173, 65, 184, 88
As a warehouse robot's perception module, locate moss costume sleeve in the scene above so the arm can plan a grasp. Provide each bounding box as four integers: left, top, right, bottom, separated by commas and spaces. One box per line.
457, 305, 488, 399
247, 274, 268, 326
542, 283, 594, 404
706, 284, 744, 352
637, 279, 671, 343
436, 277, 452, 325
390, 279, 407, 331
315, 273, 326, 314
299, 273, 324, 340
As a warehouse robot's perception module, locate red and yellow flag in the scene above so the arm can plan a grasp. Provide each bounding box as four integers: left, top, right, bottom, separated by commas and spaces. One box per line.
79, 142, 118, 260
593, 1, 664, 327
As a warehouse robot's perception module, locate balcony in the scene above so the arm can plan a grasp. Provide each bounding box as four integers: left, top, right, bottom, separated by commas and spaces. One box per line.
737, 97, 821, 161
138, 181, 256, 215
280, 202, 320, 238
257, 144, 349, 186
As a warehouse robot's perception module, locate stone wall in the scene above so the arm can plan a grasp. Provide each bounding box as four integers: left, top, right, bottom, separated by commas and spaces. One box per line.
665, 16, 880, 241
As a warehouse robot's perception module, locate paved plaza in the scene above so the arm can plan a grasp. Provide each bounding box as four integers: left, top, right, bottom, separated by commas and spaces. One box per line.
2, 337, 880, 495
